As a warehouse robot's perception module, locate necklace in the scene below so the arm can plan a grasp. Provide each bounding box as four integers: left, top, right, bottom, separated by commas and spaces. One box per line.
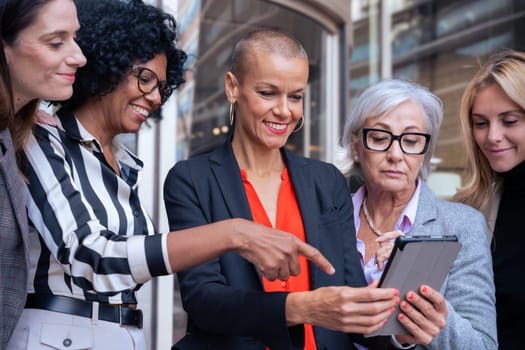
362, 197, 383, 236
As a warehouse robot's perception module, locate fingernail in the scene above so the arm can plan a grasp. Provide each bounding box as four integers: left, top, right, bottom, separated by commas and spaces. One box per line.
422, 286, 428, 294
394, 297, 400, 305
407, 292, 414, 300
390, 307, 395, 314
399, 314, 405, 320
384, 319, 389, 324
401, 301, 408, 309
394, 289, 399, 297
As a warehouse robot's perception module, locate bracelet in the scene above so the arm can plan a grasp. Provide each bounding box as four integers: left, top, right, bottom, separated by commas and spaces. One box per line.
390, 335, 416, 349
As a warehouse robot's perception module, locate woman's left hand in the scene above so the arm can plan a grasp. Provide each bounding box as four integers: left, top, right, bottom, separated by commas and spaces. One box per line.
394, 285, 448, 345
374, 230, 404, 271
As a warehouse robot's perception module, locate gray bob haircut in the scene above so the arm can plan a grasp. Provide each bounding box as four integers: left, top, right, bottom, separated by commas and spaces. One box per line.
338, 79, 443, 181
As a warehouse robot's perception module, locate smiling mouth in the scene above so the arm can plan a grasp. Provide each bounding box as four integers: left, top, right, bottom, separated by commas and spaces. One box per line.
131, 105, 150, 119
487, 148, 511, 155
264, 121, 287, 130
59, 73, 76, 81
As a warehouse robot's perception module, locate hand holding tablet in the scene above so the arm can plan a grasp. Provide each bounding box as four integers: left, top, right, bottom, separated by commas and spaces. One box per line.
366, 235, 461, 337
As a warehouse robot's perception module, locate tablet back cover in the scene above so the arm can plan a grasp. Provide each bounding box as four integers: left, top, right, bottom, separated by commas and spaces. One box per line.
366, 238, 462, 336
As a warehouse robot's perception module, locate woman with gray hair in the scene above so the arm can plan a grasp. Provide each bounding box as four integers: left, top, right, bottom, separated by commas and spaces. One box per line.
338, 79, 497, 349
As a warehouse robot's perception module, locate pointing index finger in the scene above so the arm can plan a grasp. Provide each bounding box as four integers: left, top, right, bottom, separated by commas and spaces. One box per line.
297, 241, 335, 275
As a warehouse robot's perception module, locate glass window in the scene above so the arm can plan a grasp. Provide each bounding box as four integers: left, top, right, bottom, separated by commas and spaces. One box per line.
176, 0, 329, 160
349, 0, 382, 105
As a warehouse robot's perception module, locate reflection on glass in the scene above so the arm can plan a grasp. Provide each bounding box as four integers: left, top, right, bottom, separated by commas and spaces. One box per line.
436, 0, 512, 37
183, 0, 327, 160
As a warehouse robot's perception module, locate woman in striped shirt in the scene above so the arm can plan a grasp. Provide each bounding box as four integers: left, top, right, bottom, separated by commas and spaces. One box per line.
8, 1, 333, 349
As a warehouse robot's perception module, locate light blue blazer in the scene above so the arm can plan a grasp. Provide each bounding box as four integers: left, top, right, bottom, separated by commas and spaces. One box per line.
409, 181, 497, 350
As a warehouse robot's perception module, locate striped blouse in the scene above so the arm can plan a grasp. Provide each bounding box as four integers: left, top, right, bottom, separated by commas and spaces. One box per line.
22, 109, 172, 304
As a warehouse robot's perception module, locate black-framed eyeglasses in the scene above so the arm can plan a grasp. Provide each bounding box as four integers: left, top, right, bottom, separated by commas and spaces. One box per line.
130, 66, 173, 104
361, 128, 431, 155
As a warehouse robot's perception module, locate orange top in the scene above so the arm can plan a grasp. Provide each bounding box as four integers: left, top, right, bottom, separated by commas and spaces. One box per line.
241, 168, 317, 350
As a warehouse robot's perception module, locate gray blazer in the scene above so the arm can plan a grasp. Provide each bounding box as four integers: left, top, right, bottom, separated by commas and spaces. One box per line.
0, 128, 29, 349
409, 181, 497, 350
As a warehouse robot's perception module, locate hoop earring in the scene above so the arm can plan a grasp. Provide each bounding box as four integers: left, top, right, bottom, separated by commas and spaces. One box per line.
292, 116, 304, 133
229, 102, 236, 126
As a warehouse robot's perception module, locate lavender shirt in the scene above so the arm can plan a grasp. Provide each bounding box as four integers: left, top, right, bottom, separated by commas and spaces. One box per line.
352, 179, 422, 284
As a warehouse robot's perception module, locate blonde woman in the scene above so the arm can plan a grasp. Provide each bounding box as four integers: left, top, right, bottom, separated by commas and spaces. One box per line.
454, 49, 525, 349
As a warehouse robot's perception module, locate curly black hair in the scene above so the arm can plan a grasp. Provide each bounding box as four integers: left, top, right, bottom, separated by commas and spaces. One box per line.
60, 0, 187, 114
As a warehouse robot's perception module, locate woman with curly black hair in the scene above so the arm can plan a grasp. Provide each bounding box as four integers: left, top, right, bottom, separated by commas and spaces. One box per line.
8, 0, 333, 348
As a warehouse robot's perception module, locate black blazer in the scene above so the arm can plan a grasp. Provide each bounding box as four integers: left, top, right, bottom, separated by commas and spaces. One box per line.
164, 141, 385, 350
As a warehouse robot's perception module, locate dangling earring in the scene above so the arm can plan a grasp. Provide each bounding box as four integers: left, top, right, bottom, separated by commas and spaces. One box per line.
292, 116, 304, 133
229, 102, 236, 126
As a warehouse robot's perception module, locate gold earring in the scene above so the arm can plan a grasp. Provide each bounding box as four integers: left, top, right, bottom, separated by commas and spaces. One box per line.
229, 102, 235, 126
292, 116, 304, 133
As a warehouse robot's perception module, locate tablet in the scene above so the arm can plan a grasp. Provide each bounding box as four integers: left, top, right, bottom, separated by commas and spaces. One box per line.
366, 235, 462, 337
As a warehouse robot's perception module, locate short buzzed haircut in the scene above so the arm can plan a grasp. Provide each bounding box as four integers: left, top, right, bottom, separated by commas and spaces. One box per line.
230, 29, 308, 81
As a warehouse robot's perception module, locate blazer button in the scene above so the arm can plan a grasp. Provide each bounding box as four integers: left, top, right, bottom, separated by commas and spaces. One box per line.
63, 338, 72, 347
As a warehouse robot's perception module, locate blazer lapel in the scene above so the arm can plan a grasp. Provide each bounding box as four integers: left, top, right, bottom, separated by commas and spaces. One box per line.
210, 142, 264, 282
410, 181, 440, 236
284, 149, 321, 285
0, 129, 30, 248
210, 142, 253, 220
